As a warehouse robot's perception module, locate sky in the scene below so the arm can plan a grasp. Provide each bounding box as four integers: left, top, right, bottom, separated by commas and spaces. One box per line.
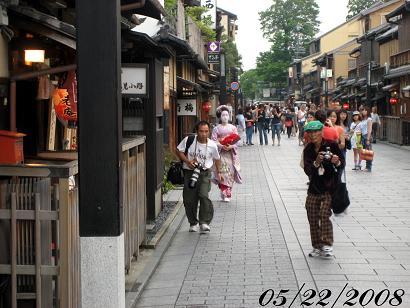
217, 0, 349, 71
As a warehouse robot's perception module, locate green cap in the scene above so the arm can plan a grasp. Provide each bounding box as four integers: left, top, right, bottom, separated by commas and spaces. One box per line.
305, 120, 324, 131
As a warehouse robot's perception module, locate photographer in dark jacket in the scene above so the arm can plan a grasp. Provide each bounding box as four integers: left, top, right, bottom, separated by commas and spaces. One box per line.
303, 121, 345, 258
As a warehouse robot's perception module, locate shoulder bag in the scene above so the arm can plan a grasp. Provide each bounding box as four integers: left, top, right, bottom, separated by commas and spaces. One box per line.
167, 135, 196, 185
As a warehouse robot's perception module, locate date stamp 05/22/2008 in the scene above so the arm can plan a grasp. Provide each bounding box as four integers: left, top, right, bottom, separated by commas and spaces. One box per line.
258, 283, 405, 307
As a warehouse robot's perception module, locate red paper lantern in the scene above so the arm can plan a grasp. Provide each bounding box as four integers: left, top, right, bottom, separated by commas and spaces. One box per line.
202, 101, 212, 113
389, 97, 399, 105
343, 103, 349, 110
52, 88, 78, 122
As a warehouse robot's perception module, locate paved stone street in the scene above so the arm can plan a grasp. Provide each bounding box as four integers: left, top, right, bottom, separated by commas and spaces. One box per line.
136, 134, 410, 308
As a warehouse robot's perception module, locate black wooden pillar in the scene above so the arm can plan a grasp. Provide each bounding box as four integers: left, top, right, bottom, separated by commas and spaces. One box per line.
77, 0, 123, 237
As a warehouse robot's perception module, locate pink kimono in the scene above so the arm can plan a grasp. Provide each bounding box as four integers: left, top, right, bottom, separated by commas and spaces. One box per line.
211, 124, 242, 199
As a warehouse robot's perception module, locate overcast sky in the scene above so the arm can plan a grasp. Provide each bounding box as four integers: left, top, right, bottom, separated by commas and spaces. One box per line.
217, 0, 349, 71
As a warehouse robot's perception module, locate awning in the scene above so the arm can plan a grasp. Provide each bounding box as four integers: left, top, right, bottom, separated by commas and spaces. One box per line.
354, 78, 367, 86
197, 79, 214, 89
345, 79, 357, 87
402, 85, 410, 92
356, 92, 366, 98
333, 93, 343, 100
8, 6, 76, 49
372, 93, 386, 101
382, 83, 399, 91
123, 31, 173, 58
385, 65, 410, 80
155, 30, 208, 70
303, 84, 314, 92
122, 0, 166, 20
177, 76, 200, 90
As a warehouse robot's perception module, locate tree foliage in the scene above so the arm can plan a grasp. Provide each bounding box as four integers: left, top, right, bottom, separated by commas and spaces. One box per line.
240, 0, 319, 100
221, 36, 242, 83
259, 0, 320, 59
185, 6, 216, 41
346, 0, 379, 20
240, 69, 258, 100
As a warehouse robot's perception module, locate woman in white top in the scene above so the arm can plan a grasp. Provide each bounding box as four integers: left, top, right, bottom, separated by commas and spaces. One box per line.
359, 106, 373, 172
350, 111, 362, 170
297, 104, 307, 146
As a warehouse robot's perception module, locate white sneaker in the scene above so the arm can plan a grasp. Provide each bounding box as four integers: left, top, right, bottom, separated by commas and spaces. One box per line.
189, 224, 199, 232
320, 246, 334, 258
199, 224, 210, 233
223, 197, 230, 202
308, 248, 321, 257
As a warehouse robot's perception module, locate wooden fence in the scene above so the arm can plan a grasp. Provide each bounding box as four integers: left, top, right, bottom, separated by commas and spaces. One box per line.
0, 161, 80, 308
122, 137, 146, 273
0, 136, 147, 307
379, 116, 410, 145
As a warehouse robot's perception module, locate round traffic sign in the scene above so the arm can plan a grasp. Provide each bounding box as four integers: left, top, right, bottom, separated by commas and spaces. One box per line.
231, 82, 240, 91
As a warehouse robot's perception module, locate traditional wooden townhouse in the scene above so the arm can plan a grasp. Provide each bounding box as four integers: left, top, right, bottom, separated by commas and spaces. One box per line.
0, 1, 166, 307
289, 0, 404, 107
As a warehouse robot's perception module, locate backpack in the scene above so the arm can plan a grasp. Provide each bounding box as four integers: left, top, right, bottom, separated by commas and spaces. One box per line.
167, 135, 195, 185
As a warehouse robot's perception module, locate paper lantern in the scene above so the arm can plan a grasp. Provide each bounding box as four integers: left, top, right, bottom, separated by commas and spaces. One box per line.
389, 97, 399, 105
343, 103, 349, 110
52, 88, 77, 122
202, 101, 212, 113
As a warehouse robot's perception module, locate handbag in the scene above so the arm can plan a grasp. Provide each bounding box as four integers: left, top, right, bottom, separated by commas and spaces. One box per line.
359, 149, 374, 161
167, 135, 195, 185
332, 171, 350, 214
332, 183, 350, 214
345, 138, 352, 150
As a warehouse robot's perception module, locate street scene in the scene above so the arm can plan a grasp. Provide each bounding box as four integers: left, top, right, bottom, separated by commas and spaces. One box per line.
0, 0, 410, 308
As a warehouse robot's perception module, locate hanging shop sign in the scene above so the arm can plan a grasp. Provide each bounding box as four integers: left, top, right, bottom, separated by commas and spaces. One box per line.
207, 41, 221, 53
121, 65, 148, 95
208, 53, 220, 64
177, 99, 197, 116
201, 0, 216, 29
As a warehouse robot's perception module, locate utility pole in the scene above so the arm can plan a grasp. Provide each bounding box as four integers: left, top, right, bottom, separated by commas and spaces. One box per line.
219, 53, 227, 105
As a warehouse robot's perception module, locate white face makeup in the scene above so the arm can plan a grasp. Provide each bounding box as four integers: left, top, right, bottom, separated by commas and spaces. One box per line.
221, 111, 230, 124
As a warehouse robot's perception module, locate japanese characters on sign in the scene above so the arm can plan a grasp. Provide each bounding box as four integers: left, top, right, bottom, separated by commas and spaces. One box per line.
177, 99, 197, 116
121, 66, 147, 95
208, 53, 221, 64
201, 0, 217, 29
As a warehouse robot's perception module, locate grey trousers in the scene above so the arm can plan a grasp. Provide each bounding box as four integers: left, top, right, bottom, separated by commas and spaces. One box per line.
183, 169, 214, 225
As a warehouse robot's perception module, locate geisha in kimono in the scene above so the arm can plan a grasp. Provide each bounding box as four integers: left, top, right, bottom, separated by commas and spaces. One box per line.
211, 105, 242, 202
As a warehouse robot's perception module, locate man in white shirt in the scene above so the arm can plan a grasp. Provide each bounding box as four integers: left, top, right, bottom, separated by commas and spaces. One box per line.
176, 121, 223, 233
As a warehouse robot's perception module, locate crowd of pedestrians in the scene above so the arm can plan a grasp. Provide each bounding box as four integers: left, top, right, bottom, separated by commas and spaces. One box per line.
175, 101, 379, 260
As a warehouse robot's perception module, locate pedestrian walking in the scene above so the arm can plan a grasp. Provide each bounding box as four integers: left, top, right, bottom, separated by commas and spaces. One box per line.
284, 108, 294, 138
212, 106, 243, 202
371, 106, 381, 143
350, 111, 362, 170
271, 106, 282, 146
303, 120, 345, 258
297, 104, 307, 146
257, 104, 268, 145
176, 121, 222, 233
236, 108, 246, 147
359, 106, 373, 172
244, 106, 254, 145
251, 105, 258, 134
326, 109, 345, 150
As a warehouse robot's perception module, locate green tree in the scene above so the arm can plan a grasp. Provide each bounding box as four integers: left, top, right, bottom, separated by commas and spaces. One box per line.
240, 0, 319, 94
259, 0, 320, 59
221, 36, 242, 83
240, 69, 258, 100
346, 0, 379, 20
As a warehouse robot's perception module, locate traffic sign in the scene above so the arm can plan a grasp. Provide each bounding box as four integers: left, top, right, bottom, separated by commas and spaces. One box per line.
231, 81, 240, 91
208, 53, 220, 64
207, 41, 221, 53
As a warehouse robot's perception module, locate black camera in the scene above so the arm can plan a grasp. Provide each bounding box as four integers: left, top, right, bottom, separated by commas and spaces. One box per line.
189, 162, 203, 189
321, 147, 333, 161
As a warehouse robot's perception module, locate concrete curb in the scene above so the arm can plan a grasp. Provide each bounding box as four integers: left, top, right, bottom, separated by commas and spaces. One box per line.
377, 140, 410, 151
142, 201, 184, 249
125, 200, 186, 308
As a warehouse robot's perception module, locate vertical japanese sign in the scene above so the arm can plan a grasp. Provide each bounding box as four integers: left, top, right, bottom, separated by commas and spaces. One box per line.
177, 99, 197, 116
201, 0, 217, 29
